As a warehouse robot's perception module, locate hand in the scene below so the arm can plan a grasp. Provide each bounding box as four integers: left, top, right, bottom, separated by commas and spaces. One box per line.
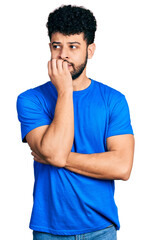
31, 151, 49, 165
31, 150, 74, 166
48, 59, 73, 94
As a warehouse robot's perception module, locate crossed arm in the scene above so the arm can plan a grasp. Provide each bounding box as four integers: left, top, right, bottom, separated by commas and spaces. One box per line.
25, 90, 134, 181
65, 134, 134, 180
30, 132, 135, 181
24, 59, 134, 181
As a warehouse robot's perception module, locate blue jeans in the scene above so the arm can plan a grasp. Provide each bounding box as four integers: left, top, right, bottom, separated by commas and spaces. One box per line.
33, 225, 117, 240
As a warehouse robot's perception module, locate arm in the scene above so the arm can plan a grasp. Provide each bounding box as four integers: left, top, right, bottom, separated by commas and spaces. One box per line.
65, 134, 135, 180
26, 59, 74, 168
31, 134, 134, 180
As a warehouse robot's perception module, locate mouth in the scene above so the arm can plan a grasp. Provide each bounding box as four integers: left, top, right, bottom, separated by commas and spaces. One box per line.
68, 64, 72, 67
63, 60, 73, 66
67, 63, 73, 70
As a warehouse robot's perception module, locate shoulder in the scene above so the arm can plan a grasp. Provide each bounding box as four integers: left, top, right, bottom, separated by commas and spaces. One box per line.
101, 82, 124, 99
91, 80, 131, 121
16, 82, 54, 142
17, 81, 53, 99
93, 79, 125, 104
17, 81, 56, 107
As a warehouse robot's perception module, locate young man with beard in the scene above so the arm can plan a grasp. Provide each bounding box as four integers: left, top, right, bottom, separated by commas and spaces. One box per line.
17, 5, 134, 240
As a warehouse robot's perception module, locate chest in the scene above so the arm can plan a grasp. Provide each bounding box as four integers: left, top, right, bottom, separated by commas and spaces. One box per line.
72, 94, 108, 153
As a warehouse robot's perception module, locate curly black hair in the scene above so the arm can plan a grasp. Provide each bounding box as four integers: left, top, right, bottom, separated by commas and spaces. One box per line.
46, 5, 97, 45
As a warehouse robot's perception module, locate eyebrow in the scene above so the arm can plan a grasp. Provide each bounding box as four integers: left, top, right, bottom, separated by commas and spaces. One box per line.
68, 42, 81, 45
51, 41, 81, 45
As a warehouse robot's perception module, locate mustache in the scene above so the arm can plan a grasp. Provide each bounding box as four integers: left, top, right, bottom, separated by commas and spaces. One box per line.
63, 60, 74, 66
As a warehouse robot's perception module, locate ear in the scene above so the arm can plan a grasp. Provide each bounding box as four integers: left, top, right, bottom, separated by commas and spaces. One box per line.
87, 43, 96, 59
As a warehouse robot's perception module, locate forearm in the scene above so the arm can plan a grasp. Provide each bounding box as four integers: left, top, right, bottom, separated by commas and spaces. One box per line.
41, 90, 74, 165
32, 150, 131, 180
32, 134, 134, 179
65, 151, 132, 180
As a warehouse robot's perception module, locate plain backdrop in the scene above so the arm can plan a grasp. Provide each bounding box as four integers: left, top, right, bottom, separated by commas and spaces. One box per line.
0, 0, 151, 239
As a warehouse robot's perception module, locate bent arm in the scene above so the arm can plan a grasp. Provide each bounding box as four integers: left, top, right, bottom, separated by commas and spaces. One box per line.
26, 90, 74, 167
65, 134, 135, 180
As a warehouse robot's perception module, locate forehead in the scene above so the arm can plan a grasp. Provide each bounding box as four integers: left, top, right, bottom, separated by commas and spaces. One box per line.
51, 32, 86, 44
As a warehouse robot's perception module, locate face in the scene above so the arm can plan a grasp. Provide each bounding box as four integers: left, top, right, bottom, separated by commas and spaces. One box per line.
49, 32, 95, 80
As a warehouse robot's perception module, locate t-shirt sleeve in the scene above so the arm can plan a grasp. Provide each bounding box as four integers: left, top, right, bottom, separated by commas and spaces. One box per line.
16, 90, 52, 142
106, 94, 134, 138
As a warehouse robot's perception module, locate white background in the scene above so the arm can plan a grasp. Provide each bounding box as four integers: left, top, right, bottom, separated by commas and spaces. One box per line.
0, 0, 151, 239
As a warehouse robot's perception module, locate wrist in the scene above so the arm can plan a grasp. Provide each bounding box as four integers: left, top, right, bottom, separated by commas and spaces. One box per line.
65, 152, 74, 167
58, 88, 73, 96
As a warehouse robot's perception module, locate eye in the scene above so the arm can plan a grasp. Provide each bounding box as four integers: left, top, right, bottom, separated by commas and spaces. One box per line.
53, 45, 60, 49
70, 45, 77, 49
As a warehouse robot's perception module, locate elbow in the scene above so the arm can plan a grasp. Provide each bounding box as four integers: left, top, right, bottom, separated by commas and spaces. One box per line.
117, 152, 134, 181
40, 143, 67, 168
121, 172, 131, 181
44, 152, 67, 168
119, 166, 132, 181
55, 155, 67, 168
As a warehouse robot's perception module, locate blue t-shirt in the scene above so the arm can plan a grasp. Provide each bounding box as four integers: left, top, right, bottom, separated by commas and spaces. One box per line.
16, 78, 133, 235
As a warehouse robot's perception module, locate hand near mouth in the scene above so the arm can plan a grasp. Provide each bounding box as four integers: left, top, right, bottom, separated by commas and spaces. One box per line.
48, 59, 73, 94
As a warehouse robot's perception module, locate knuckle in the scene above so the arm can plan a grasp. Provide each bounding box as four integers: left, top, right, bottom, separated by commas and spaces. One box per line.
58, 59, 63, 62
63, 60, 67, 64
52, 71, 56, 77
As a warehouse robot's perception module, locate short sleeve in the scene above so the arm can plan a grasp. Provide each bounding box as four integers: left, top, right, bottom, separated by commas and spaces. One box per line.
16, 90, 51, 142
106, 95, 134, 138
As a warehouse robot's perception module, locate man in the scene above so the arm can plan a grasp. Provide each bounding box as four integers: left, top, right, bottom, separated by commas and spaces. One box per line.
17, 5, 134, 240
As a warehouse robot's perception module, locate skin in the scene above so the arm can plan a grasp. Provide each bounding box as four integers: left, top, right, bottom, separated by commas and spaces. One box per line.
49, 32, 96, 91
28, 32, 135, 180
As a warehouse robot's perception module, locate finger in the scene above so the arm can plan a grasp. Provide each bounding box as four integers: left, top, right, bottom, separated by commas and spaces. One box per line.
51, 59, 57, 74
34, 157, 47, 164
33, 154, 46, 163
31, 151, 49, 165
56, 59, 63, 72
62, 60, 68, 72
31, 151, 41, 160
48, 60, 52, 77
31, 151, 38, 157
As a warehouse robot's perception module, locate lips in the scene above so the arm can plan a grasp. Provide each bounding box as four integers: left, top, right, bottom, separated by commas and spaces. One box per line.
63, 60, 73, 66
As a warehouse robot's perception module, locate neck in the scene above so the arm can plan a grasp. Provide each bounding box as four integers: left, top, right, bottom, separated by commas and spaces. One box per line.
72, 69, 91, 91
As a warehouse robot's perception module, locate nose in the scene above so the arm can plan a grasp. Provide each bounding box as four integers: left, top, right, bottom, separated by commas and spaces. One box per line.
59, 46, 69, 60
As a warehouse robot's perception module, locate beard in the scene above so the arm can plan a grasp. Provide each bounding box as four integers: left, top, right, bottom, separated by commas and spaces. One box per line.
65, 51, 88, 80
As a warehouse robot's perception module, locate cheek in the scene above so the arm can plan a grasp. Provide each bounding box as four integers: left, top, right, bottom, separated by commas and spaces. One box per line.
74, 53, 85, 65
71, 52, 82, 62
51, 51, 59, 59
